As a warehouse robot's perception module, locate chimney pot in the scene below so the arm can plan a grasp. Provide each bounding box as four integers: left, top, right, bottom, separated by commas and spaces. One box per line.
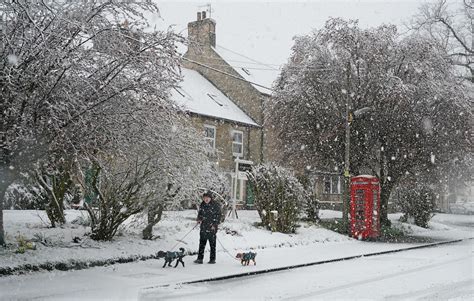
187, 12, 216, 49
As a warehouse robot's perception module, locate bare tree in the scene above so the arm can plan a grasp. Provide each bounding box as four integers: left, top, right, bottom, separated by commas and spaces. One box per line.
0, 0, 182, 245
82, 156, 157, 241
137, 121, 226, 240
412, 0, 473, 82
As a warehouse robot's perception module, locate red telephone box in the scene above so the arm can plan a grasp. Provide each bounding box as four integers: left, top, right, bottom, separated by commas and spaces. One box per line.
350, 175, 380, 240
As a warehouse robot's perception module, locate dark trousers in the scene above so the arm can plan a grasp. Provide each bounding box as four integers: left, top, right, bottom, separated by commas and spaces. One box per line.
197, 231, 216, 261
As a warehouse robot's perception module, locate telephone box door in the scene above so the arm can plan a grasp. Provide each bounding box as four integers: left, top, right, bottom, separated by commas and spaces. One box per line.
350, 175, 380, 239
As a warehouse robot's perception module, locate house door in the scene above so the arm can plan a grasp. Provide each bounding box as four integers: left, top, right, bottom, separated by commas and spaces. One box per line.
232, 177, 246, 206
246, 181, 254, 208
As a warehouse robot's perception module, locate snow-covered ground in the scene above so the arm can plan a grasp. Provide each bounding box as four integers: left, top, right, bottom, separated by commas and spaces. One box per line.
0, 209, 472, 300
1, 209, 352, 270
1, 209, 473, 271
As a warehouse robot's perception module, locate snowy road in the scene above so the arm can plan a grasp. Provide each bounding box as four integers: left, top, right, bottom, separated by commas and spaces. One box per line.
142, 240, 474, 300
1, 240, 471, 300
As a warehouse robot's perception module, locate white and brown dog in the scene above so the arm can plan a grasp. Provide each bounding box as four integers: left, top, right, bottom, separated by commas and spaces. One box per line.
236, 252, 257, 266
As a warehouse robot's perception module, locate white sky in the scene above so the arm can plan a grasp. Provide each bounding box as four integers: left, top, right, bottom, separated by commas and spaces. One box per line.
149, 0, 431, 68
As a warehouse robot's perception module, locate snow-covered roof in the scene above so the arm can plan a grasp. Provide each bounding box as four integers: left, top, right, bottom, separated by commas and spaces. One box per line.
213, 45, 279, 95
171, 68, 260, 127
354, 175, 377, 178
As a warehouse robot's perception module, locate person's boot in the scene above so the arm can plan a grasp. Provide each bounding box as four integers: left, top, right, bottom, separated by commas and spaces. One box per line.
194, 259, 203, 264
208, 259, 216, 264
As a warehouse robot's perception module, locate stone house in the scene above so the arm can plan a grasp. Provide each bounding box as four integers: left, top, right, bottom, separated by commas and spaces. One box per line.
171, 11, 280, 208
307, 171, 345, 210
170, 67, 260, 207
175, 12, 346, 209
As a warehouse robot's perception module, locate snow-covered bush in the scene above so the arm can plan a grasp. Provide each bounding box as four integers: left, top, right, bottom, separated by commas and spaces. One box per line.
32, 159, 79, 227
396, 185, 436, 228
139, 124, 230, 240
15, 235, 36, 254
298, 175, 320, 222
247, 164, 306, 233
141, 166, 230, 240
84, 157, 158, 241
71, 215, 91, 227
4, 183, 47, 210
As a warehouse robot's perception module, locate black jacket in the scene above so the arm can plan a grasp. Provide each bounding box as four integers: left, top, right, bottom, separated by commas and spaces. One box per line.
197, 200, 221, 233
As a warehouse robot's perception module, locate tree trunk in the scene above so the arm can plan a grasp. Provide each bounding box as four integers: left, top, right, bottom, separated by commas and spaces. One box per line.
380, 180, 394, 227
142, 204, 163, 240
0, 163, 14, 246
0, 188, 5, 246
35, 171, 66, 227
378, 139, 392, 227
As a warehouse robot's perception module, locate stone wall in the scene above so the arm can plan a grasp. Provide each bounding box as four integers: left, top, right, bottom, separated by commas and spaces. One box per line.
190, 116, 262, 171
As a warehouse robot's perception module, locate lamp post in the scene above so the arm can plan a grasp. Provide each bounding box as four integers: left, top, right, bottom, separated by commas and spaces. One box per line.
342, 106, 374, 231
343, 103, 351, 229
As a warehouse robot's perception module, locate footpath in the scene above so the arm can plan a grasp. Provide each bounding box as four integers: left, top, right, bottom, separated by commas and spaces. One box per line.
0, 210, 472, 278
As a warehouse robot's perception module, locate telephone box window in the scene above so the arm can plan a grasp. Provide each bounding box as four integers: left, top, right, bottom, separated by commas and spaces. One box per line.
350, 176, 381, 240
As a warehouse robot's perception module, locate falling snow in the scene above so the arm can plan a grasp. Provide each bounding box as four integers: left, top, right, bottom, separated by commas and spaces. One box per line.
7, 54, 18, 65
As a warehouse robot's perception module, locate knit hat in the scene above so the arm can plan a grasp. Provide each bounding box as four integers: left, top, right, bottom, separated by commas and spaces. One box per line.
203, 190, 213, 198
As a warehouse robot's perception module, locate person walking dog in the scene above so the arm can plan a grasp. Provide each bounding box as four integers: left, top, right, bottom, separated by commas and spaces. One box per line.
194, 190, 221, 264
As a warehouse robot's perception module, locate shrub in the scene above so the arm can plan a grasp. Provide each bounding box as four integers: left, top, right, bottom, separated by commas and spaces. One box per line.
15, 235, 36, 254
380, 224, 406, 239
71, 215, 91, 227
4, 183, 48, 210
247, 164, 306, 233
33, 160, 78, 227
396, 185, 436, 228
84, 158, 155, 241
297, 175, 320, 222
318, 218, 347, 234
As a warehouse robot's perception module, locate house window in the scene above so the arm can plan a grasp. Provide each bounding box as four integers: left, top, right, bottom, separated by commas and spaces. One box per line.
324, 178, 331, 194
232, 130, 243, 157
323, 175, 341, 194
204, 125, 216, 149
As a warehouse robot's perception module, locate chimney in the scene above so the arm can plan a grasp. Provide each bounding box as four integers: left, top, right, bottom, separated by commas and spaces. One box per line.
187, 12, 216, 48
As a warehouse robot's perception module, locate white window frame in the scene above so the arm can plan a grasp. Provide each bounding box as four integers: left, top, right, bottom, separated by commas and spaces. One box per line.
323, 175, 342, 195
232, 130, 244, 158
231, 175, 246, 204
204, 124, 216, 149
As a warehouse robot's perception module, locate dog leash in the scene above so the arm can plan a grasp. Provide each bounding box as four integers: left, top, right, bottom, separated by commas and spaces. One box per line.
169, 223, 199, 251
216, 236, 241, 262
171, 222, 240, 262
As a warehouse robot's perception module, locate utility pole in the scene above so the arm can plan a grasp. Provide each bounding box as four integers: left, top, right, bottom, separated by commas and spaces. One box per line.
0, 3, 10, 247
343, 101, 351, 229
342, 62, 352, 231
